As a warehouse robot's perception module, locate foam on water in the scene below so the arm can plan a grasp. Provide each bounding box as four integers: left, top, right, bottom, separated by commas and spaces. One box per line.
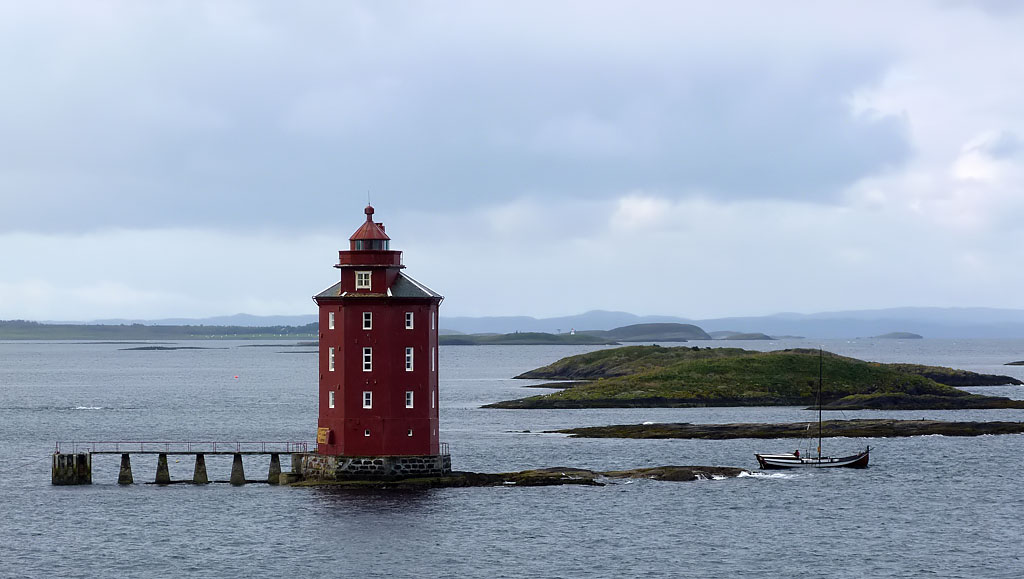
738, 470, 794, 479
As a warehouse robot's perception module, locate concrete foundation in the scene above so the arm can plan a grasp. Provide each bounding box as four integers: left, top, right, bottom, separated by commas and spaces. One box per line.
52, 449, 308, 486
155, 453, 171, 484
268, 454, 281, 485
51, 453, 92, 485
230, 453, 245, 485
295, 453, 452, 481
193, 454, 209, 484
278, 471, 301, 484
118, 453, 133, 485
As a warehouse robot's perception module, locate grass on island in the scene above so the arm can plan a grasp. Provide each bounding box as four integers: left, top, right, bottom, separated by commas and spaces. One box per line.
884, 363, 1023, 386
515, 345, 752, 380
488, 346, 1024, 410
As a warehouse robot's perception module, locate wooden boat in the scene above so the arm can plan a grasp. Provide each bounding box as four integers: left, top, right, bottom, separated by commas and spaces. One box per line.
755, 349, 871, 470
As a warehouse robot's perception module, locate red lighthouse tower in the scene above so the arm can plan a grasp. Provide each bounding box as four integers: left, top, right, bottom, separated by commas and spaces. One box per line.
312, 206, 448, 477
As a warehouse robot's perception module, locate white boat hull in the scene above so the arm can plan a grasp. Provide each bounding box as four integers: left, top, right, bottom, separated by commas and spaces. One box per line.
755, 447, 870, 469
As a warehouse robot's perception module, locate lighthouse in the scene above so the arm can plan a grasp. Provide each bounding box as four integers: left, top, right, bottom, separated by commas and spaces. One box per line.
310, 205, 449, 478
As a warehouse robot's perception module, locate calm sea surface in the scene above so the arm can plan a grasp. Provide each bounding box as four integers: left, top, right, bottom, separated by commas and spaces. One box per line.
2, 339, 1024, 578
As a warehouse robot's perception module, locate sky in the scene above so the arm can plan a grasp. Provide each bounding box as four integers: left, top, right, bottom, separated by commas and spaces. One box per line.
2, 0, 1023, 321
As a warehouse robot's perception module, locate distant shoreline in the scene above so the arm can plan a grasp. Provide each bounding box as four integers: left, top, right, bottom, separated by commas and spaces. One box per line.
0, 320, 317, 340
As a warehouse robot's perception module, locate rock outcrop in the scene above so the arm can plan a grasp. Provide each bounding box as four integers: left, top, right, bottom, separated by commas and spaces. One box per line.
289, 465, 749, 488
556, 419, 1024, 439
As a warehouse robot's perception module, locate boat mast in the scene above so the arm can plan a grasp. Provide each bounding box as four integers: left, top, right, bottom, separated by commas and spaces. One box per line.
818, 347, 823, 459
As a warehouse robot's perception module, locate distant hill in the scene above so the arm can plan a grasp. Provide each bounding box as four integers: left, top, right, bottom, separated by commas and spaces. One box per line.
0, 319, 317, 340
579, 323, 711, 342
874, 332, 923, 339
439, 332, 618, 346
75, 313, 319, 327
438, 310, 688, 335
694, 308, 1024, 339
26, 306, 1024, 339
438, 323, 708, 345
439, 307, 1024, 339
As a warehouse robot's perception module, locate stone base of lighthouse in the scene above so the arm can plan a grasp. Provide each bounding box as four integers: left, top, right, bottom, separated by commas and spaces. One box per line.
293, 453, 452, 481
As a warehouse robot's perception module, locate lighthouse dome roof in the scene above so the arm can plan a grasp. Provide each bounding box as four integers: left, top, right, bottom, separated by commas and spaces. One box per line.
349, 205, 391, 241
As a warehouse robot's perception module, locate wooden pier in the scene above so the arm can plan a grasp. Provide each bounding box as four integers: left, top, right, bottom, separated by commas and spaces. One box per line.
52, 441, 310, 486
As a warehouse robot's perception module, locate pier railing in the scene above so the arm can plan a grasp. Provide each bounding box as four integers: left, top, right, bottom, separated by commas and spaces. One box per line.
54, 441, 311, 455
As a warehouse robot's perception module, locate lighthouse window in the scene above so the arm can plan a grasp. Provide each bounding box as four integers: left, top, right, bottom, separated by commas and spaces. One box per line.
328, 347, 335, 372
432, 347, 436, 372
432, 389, 436, 409
356, 239, 388, 250
405, 312, 414, 329
328, 391, 335, 409
363, 347, 372, 371
363, 311, 372, 330
407, 429, 413, 437
363, 391, 372, 408
431, 311, 435, 330
328, 311, 335, 330
364, 429, 371, 437
405, 347, 414, 371
405, 391, 414, 408
355, 271, 371, 289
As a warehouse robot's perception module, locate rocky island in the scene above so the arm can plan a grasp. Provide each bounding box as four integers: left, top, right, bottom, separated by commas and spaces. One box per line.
485, 346, 1024, 410
720, 332, 774, 340
555, 419, 1024, 439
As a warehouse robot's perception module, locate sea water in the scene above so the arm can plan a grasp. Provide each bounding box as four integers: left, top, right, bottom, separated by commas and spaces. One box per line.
2, 339, 1023, 578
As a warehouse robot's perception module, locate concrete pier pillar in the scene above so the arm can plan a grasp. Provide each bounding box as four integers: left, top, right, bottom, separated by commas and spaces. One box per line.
118, 453, 134, 485
193, 454, 209, 484
268, 453, 281, 485
51, 453, 92, 485
155, 453, 171, 485
230, 453, 246, 486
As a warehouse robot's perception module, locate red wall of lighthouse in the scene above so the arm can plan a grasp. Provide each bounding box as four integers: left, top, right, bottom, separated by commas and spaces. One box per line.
313, 207, 441, 457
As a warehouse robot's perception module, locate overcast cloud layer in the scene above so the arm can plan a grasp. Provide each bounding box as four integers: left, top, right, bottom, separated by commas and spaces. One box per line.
1, 1, 1023, 321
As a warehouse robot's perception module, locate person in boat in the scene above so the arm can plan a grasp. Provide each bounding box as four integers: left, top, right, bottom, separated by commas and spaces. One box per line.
793, 450, 800, 458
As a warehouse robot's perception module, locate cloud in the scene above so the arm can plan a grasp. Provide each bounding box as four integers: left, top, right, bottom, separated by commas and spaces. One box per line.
398, 192, 1024, 318
1, 1, 914, 235
3, 189, 1024, 321
609, 194, 673, 232
1, 2, 1023, 320
938, 0, 1024, 17
0, 228, 338, 320
845, 126, 1024, 233
962, 130, 1022, 160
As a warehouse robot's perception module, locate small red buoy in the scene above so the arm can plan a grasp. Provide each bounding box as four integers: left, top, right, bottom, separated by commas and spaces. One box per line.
234, 375, 239, 379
